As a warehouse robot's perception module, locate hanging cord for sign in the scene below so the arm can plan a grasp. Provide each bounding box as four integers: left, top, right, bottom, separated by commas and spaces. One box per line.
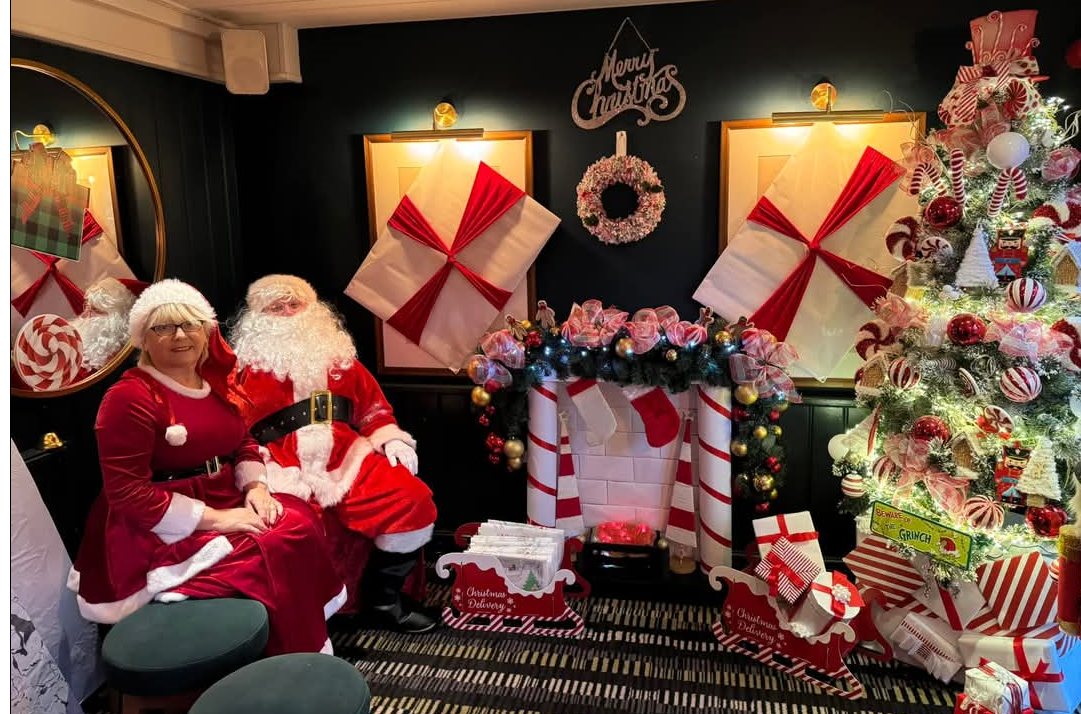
607, 17, 654, 54
879, 91, 924, 141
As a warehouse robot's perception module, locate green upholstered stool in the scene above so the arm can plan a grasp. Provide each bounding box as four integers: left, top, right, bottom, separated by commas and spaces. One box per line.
190, 653, 371, 714
103, 598, 269, 714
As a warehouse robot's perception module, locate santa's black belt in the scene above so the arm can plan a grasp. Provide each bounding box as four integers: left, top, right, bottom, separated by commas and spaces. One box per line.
251, 390, 354, 446
152, 456, 227, 482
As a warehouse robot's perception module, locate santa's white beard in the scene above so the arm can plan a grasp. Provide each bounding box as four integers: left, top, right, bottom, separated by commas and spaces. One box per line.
231, 303, 357, 400
72, 312, 129, 371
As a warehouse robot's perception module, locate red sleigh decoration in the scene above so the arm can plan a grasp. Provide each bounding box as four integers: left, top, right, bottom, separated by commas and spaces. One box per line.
709, 567, 893, 699
434, 523, 591, 638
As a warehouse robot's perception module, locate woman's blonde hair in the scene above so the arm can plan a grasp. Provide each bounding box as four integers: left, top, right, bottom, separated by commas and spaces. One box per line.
137, 302, 214, 368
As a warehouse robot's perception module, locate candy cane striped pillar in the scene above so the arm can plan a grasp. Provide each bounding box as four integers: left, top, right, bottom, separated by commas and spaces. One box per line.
664, 416, 697, 549
696, 385, 733, 570
556, 414, 585, 536
526, 381, 560, 527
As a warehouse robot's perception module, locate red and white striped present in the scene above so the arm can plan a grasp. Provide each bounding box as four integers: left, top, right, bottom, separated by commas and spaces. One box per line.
963, 661, 1032, 714
843, 535, 923, 608
976, 551, 1058, 632
752, 511, 823, 569
914, 577, 987, 631
753, 536, 821, 603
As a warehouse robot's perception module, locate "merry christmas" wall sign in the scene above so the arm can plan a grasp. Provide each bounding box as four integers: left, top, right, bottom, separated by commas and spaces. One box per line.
571, 18, 686, 130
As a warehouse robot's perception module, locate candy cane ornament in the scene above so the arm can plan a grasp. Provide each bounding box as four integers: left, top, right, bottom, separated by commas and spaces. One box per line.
908, 163, 945, 197
949, 149, 966, 202
988, 168, 1028, 218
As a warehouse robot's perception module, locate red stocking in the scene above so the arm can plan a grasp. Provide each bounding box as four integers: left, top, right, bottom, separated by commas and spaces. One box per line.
623, 386, 679, 447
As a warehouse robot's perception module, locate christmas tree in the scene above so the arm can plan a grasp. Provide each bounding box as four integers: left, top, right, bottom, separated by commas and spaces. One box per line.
831, 9, 1080, 582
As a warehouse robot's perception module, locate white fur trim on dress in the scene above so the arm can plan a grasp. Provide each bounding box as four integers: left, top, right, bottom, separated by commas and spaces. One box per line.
234, 460, 268, 491
368, 423, 416, 453
324, 585, 348, 620
374, 524, 434, 553
151, 493, 206, 544
141, 365, 211, 399
129, 279, 216, 348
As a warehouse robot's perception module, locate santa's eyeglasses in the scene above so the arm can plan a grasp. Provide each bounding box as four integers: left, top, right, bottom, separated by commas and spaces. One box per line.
148, 321, 205, 337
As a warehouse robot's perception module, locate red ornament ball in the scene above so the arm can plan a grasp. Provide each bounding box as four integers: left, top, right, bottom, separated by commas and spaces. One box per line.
525, 331, 543, 349
769, 462, 782, 474
478, 415, 490, 426
1067, 38, 1081, 70
1026, 504, 1069, 538
486, 405, 496, 415
924, 196, 963, 229
484, 379, 503, 394
947, 313, 988, 345
485, 433, 505, 452
769, 410, 781, 422
912, 415, 951, 443
755, 502, 771, 514
487, 453, 503, 465
733, 407, 750, 421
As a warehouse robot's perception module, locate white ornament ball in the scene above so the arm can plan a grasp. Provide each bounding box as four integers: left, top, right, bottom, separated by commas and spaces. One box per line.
841, 473, 866, 498
999, 366, 1042, 403
987, 131, 1031, 170
1006, 278, 1047, 313
828, 434, 851, 461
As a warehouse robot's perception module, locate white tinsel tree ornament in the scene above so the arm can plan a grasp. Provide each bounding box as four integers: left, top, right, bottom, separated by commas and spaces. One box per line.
954, 227, 999, 289
1018, 438, 1062, 505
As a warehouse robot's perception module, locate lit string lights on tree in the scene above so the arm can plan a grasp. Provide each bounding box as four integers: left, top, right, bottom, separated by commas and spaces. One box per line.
831, 24, 1081, 582
467, 301, 799, 511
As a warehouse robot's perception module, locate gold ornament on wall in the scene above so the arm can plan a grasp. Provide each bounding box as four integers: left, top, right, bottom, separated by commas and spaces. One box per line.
503, 438, 525, 459
665, 348, 678, 362
753, 425, 769, 440
734, 384, 759, 405
731, 439, 748, 457
471, 386, 492, 407
614, 337, 635, 358
506, 456, 523, 471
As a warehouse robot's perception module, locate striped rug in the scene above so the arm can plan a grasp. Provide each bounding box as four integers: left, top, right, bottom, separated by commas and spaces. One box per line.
333, 584, 961, 714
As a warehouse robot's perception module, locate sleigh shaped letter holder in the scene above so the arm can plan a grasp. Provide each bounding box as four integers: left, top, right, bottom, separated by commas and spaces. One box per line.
435, 523, 591, 638
708, 567, 893, 699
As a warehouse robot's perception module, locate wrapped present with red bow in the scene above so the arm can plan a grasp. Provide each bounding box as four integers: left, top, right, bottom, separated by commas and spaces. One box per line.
752, 536, 822, 604
694, 122, 916, 380
891, 610, 966, 682
789, 570, 864, 637
10, 210, 137, 339
345, 142, 560, 370
10, 143, 90, 261
937, 10, 1045, 127
913, 576, 987, 631
961, 661, 1033, 714
752, 511, 824, 569
959, 630, 1080, 713
976, 551, 1058, 633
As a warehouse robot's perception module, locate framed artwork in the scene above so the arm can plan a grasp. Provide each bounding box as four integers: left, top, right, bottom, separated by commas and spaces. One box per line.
718, 113, 926, 388
362, 131, 537, 376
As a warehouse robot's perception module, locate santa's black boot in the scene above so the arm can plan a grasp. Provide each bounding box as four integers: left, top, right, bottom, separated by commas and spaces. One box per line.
362, 548, 440, 634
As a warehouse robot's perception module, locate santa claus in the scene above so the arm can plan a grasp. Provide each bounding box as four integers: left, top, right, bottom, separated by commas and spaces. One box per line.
229, 274, 438, 633
71, 277, 137, 372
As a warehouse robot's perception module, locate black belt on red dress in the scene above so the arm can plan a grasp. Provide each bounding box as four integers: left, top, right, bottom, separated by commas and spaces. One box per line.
251, 390, 354, 446
152, 456, 227, 483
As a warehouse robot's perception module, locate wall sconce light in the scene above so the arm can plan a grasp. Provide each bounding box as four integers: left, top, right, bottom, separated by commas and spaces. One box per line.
12, 123, 58, 150
772, 82, 884, 125
391, 101, 485, 141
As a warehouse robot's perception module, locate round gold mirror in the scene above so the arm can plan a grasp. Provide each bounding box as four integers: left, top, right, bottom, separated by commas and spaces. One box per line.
10, 59, 166, 398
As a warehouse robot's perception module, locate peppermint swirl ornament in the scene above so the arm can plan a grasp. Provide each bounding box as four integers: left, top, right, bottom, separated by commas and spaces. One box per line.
999, 366, 1042, 403
1006, 278, 1047, 313
854, 319, 898, 360
872, 455, 896, 483
963, 495, 1005, 530
917, 235, 954, 261
888, 357, 921, 389
841, 473, 866, 498
13, 314, 85, 392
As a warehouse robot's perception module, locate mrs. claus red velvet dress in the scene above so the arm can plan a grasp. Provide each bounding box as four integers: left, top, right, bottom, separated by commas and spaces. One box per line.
70, 366, 346, 655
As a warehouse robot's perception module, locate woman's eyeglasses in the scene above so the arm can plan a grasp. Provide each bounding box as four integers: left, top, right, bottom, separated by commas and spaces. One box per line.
149, 321, 204, 337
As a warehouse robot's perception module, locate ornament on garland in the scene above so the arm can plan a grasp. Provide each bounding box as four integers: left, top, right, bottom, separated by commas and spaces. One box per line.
989, 227, 1029, 282
999, 366, 1042, 403
503, 438, 525, 460
534, 300, 557, 330
916, 235, 954, 262
946, 313, 988, 345
888, 356, 921, 389
576, 149, 665, 245
924, 196, 963, 229
841, 473, 866, 498
731, 439, 748, 457
1026, 504, 1069, 538
665, 348, 678, 362
912, 415, 951, 443
994, 442, 1032, 505
1005, 277, 1046, 312
963, 495, 1006, 530
614, 337, 635, 358
976, 405, 1014, 437
885, 216, 920, 261
471, 386, 492, 407
872, 455, 897, 483
734, 384, 758, 405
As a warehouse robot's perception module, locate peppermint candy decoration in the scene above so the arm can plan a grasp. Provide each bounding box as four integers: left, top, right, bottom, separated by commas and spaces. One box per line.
999, 366, 1042, 403
1005, 278, 1047, 313
917, 235, 954, 261
13, 314, 85, 392
958, 367, 980, 396
872, 455, 896, 483
854, 320, 898, 360
1050, 318, 1081, 373
979, 405, 1014, 435
885, 216, 920, 262
888, 357, 921, 389
1032, 199, 1081, 241
963, 495, 1005, 530
841, 473, 866, 498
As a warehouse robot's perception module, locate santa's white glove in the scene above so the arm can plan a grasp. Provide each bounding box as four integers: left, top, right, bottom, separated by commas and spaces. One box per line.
384, 439, 419, 475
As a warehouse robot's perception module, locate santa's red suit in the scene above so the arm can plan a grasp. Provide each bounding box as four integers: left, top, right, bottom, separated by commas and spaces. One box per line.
237, 360, 437, 554
71, 366, 347, 654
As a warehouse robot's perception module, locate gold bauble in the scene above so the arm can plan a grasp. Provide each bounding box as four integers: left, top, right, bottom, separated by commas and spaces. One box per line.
520, 319, 532, 329
506, 456, 523, 471
770, 425, 783, 437
768, 488, 779, 500
656, 537, 669, 550
731, 440, 748, 457
549, 327, 561, 336
615, 337, 635, 358
503, 438, 525, 459
734, 384, 759, 405
471, 386, 492, 407
665, 348, 678, 362
714, 330, 733, 345
466, 356, 485, 384
752, 425, 769, 440
775, 400, 790, 413
754, 474, 775, 492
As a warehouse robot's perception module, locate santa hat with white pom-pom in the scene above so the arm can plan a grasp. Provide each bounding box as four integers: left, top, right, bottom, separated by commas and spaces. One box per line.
128, 279, 249, 446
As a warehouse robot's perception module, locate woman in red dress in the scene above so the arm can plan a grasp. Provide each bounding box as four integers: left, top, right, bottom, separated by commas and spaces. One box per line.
70, 279, 346, 655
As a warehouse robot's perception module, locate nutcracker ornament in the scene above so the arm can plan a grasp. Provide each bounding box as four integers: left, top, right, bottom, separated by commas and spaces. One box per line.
994, 443, 1032, 505
989, 227, 1029, 282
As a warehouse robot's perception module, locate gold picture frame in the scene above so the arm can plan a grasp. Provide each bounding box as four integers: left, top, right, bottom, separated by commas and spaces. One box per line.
362, 131, 537, 376
718, 113, 927, 389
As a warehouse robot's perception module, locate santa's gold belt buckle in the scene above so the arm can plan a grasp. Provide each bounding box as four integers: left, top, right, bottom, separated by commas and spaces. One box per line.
310, 391, 334, 425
